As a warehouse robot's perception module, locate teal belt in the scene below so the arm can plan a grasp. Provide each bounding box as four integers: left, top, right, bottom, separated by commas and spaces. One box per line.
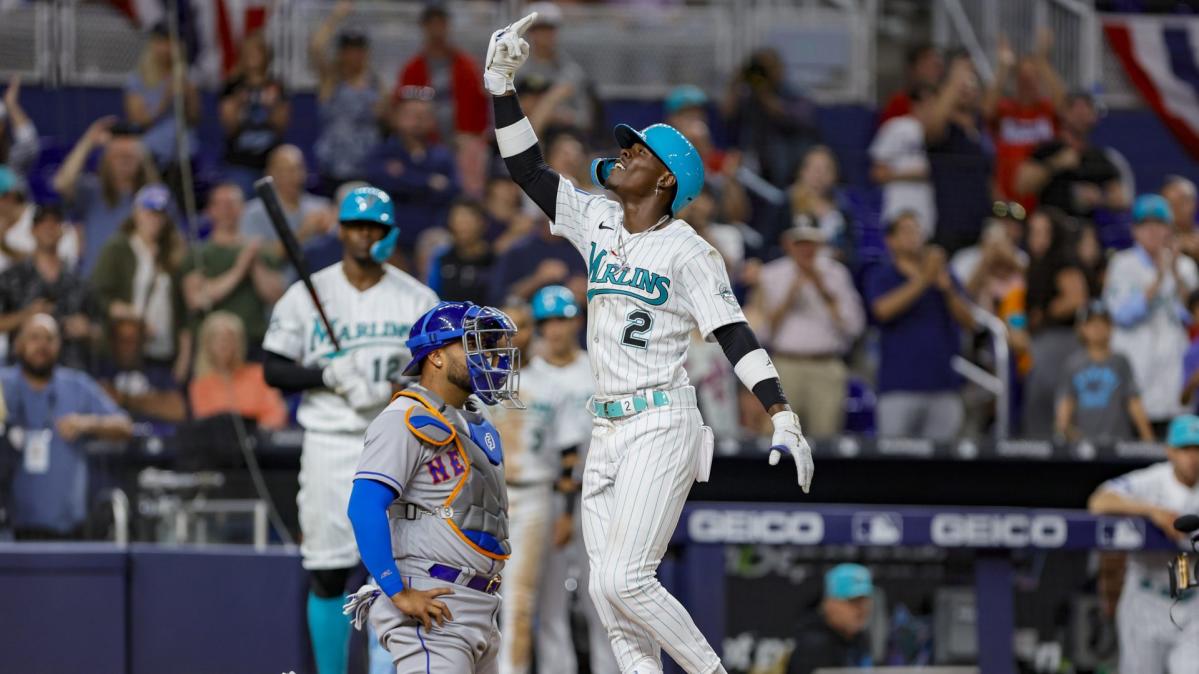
1141, 578, 1195, 602
593, 391, 671, 419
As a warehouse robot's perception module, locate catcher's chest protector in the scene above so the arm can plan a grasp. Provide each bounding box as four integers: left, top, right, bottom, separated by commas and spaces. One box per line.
398, 389, 511, 558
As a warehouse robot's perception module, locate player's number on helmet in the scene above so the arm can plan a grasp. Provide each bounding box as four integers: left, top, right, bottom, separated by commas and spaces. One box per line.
621, 310, 654, 350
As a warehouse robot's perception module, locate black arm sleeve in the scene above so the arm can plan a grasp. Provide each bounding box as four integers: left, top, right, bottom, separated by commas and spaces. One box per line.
712, 322, 788, 411
493, 94, 561, 220
264, 351, 327, 394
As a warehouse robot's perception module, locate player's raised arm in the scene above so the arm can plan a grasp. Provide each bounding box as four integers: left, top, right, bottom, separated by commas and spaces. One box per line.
484, 13, 560, 216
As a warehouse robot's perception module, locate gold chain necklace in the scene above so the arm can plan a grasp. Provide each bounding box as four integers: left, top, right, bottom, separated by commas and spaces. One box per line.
616, 215, 672, 273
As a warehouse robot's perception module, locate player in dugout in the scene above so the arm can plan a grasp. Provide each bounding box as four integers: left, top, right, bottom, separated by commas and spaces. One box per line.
1088, 414, 1199, 674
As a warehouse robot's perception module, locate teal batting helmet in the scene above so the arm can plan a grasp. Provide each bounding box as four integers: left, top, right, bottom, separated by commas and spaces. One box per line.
339, 186, 399, 263
531, 285, 579, 321
590, 123, 704, 217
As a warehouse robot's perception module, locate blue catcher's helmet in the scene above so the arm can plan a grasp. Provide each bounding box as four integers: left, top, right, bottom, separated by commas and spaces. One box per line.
403, 301, 523, 407
530, 285, 579, 321
339, 186, 399, 263
589, 123, 704, 217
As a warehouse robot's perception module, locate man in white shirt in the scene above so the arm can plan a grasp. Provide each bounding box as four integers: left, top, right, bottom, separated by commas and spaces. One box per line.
870, 85, 936, 240
1105, 194, 1199, 433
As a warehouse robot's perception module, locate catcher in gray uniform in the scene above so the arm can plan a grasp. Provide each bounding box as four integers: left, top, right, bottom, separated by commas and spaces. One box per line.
343, 300, 523, 673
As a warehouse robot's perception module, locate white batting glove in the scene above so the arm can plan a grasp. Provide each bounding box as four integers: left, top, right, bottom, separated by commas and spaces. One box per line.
341, 378, 393, 412
483, 12, 536, 96
768, 411, 814, 494
322, 351, 390, 410
322, 350, 361, 392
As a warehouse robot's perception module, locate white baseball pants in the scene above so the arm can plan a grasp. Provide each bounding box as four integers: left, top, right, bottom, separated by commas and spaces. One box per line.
581, 387, 726, 674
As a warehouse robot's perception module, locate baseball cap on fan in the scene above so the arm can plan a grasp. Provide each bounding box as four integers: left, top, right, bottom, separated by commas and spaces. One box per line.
1168, 415, 1199, 448
1076, 299, 1111, 324
1133, 193, 1172, 225
134, 184, 171, 212
825, 563, 873, 600
0, 166, 26, 197
783, 214, 827, 244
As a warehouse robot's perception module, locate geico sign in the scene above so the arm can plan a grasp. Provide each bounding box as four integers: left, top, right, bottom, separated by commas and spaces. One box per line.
688, 510, 824, 545
930, 513, 1067, 548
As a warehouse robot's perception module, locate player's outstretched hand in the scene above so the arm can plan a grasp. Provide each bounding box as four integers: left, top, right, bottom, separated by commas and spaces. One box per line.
768, 410, 814, 493
483, 12, 536, 96
391, 587, 455, 631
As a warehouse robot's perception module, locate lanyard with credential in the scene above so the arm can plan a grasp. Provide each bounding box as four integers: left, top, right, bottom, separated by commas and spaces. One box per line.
9, 377, 58, 475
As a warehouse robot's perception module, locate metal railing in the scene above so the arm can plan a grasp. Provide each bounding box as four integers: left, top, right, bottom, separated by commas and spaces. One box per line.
931, 0, 1142, 108
951, 304, 1012, 442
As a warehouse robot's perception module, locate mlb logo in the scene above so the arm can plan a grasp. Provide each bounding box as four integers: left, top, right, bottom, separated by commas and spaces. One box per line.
852, 512, 903, 545
1097, 517, 1145, 550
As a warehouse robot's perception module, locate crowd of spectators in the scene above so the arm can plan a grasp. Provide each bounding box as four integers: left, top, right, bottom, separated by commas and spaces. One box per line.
3, 1, 1199, 537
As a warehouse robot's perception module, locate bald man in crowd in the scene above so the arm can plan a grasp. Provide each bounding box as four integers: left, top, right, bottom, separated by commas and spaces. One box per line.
239, 144, 337, 259
1163, 176, 1199, 262
1, 314, 131, 540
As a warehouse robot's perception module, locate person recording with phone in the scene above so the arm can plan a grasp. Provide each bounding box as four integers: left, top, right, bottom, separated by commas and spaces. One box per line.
1088, 414, 1199, 673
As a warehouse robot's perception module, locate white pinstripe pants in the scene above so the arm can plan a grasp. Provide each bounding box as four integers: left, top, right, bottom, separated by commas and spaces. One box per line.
1116, 581, 1199, 674
581, 390, 725, 674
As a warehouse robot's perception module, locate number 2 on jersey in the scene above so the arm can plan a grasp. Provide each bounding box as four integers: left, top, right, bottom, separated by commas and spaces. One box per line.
621, 309, 654, 349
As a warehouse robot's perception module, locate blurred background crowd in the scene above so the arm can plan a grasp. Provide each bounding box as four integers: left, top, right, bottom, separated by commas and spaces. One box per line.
1, 0, 1196, 458
3, 1, 1199, 673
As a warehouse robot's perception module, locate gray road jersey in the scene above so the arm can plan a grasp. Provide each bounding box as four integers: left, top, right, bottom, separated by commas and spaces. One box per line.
355, 384, 509, 577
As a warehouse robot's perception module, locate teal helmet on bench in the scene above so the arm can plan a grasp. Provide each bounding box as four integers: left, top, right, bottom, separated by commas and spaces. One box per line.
590, 123, 704, 217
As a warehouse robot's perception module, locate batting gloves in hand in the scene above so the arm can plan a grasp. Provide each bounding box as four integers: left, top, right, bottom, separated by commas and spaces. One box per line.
322, 351, 360, 392
342, 378, 393, 412
323, 352, 391, 411
483, 12, 536, 96
769, 411, 815, 493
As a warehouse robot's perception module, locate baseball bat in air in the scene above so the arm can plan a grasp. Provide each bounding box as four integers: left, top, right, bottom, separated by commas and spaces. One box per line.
253, 176, 341, 352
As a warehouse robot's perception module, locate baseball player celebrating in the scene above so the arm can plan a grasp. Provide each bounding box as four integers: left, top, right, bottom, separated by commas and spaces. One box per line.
484, 14, 814, 674
342, 300, 521, 672
262, 186, 438, 674
1088, 414, 1199, 674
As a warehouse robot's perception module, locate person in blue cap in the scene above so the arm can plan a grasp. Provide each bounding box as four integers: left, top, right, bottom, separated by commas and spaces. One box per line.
787, 563, 875, 674
484, 13, 812, 674
1088, 414, 1199, 674
1105, 193, 1199, 437
262, 185, 438, 674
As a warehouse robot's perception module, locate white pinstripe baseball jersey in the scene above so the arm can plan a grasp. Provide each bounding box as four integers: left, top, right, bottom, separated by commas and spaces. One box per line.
1102, 462, 1199, 593
549, 177, 746, 397
262, 262, 439, 433
491, 353, 593, 484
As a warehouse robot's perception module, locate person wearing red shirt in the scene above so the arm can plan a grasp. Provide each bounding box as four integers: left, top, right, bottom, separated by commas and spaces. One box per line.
395, 2, 488, 140
878, 44, 943, 127
984, 29, 1066, 210
396, 2, 489, 197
